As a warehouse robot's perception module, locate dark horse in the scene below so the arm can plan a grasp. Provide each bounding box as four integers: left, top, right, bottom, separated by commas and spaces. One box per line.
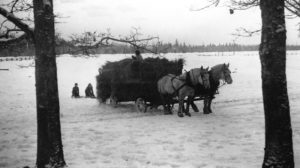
157, 67, 210, 117
187, 63, 233, 114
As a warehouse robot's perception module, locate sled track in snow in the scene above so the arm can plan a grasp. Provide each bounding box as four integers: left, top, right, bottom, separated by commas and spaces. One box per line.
65, 93, 300, 123
213, 93, 300, 108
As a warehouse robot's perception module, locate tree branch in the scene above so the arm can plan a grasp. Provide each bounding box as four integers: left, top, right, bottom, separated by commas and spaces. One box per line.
229, 0, 259, 10
0, 33, 28, 46
71, 30, 160, 55
0, 6, 34, 42
10, 0, 20, 13
190, 0, 220, 11
285, 0, 300, 17
0, 28, 22, 38
99, 36, 159, 54
231, 27, 261, 37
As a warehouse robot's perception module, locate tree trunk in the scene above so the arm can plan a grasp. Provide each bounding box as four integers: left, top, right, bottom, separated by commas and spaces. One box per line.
33, 0, 66, 167
260, 0, 294, 167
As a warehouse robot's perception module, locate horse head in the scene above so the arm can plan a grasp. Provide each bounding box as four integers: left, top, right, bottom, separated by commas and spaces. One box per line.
210, 63, 233, 85
222, 63, 233, 84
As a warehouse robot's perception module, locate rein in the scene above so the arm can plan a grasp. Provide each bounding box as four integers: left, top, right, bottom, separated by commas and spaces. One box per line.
218, 80, 227, 87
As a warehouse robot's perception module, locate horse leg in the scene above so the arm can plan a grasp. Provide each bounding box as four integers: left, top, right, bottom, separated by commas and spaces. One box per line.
170, 101, 174, 112
160, 94, 169, 114
184, 96, 192, 117
185, 97, 190, 113
168, 95, 174, 114
203, 98, 210, 114
182, 100, 186, 113
177, 98, 184, 117
190, 97, 199, 112
207, 96, 213, 113
165, 95, 173, 115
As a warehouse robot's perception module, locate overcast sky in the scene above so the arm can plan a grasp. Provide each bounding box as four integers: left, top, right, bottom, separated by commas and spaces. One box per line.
53, 0, 300, 45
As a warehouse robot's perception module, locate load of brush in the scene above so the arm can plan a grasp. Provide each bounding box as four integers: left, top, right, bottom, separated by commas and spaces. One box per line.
96, 57, 184, 106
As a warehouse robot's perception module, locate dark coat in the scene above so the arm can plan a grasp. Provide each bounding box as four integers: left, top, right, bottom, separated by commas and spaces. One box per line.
72, 86, 80, 98
85, 85, 95, 98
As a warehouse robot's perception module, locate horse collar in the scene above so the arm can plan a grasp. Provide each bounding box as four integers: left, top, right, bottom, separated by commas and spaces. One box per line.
186, 71, 193, 86
171, 76, 177, 81
170, 76, 187, 95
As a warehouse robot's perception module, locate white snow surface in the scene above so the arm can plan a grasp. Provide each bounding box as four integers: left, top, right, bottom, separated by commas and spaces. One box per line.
0, 51, 300, 168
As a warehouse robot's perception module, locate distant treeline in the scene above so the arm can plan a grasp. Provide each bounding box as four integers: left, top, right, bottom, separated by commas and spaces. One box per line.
1, 37, 300, 57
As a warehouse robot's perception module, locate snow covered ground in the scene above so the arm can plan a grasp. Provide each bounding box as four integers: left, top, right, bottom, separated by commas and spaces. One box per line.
0, 51, 300, 168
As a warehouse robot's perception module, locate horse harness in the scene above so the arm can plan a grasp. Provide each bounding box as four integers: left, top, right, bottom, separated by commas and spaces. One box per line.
169, 75, 187, 95
168, 69, 210, 95
169, 71, 194, 95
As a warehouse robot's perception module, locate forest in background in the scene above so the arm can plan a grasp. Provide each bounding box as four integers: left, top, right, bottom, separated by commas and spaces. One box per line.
1, 35, 300, 57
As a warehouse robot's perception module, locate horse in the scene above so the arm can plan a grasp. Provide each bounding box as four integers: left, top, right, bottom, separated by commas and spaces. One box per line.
187, 63, 233, 114
180, 67, 210, 113
157, 66, 210, 117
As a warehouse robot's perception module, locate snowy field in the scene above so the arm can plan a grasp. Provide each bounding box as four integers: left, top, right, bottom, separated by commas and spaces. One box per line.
0, 51, 300, 168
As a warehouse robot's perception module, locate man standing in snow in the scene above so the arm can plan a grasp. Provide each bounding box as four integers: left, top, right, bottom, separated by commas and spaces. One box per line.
72, 83, 80, 98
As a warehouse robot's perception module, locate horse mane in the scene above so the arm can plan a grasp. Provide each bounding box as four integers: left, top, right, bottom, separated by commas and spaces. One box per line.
210, 64, 224, 72
210, 64, 225, 76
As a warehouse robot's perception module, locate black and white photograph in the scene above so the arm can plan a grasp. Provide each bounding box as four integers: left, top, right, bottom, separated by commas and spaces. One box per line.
0, 0, 299, 167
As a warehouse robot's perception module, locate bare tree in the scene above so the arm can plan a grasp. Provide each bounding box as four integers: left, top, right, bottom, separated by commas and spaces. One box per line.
1, 0, 66, 167
194, 0, 295, 167
33, 0, 66, 167
260, 0, 294, 167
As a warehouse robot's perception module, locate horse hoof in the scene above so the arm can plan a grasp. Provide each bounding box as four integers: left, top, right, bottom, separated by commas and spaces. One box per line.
164, 112, 172, 115
178, 113, 184, 117
203, 108, 211, 114
185, 113, 191, 117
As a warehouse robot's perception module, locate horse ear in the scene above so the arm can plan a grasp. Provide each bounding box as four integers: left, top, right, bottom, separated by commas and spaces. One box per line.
227, 63, 230, 67
200, 66, 203, 70
206, 66, 209, 71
